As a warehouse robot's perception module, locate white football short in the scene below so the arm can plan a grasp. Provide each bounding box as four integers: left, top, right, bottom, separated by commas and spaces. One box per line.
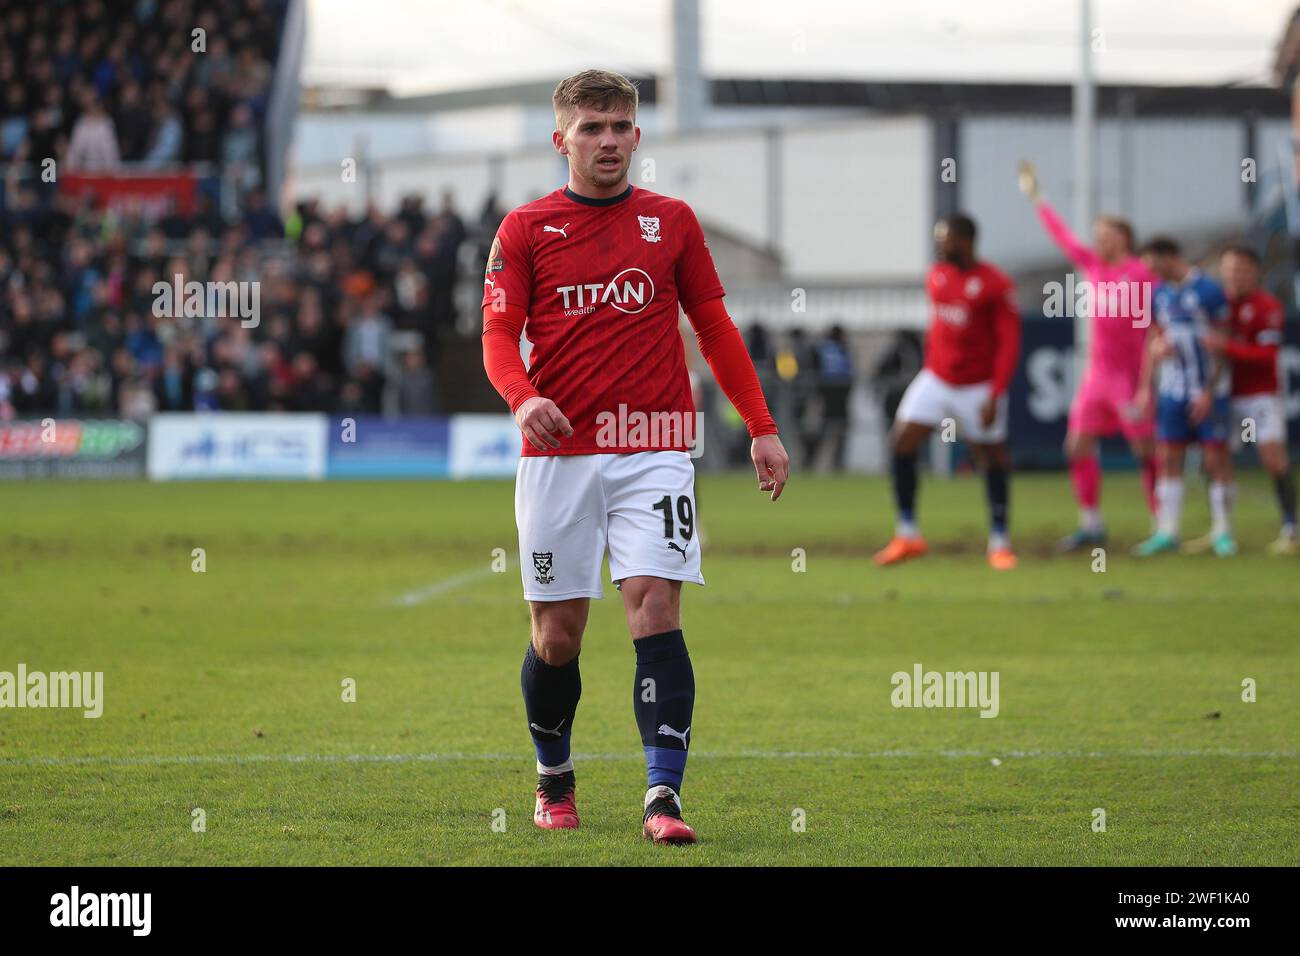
1231, 393, 1286, 446
515, 451, 704, 601
895, 368, 1008, 443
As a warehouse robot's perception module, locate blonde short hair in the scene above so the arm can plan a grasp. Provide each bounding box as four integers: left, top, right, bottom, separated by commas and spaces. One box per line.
552, 69, 639, 131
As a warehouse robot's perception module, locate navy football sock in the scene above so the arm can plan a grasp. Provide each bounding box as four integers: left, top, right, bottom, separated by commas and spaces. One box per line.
891, 453, 918, 524
521, 643, 580, 773
633, 629, 694, 794
985, 466, 1010, 537
1274, 471, 1297, 529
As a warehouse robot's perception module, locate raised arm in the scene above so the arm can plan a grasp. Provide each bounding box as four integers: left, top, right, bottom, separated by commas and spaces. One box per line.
1019, 161, 1101, 274
1034, 199, 1102, 274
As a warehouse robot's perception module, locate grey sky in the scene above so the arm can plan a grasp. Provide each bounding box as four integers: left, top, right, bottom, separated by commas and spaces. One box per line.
303, 0, 1298, 94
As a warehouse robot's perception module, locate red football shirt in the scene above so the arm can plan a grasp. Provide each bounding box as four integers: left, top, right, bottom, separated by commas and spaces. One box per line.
1226, 289, 1284, 396
481, 185, 724, 456
923, 261, 1021, 393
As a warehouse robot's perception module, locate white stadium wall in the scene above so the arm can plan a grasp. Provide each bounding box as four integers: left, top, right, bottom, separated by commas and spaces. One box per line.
779, 118, 931, 281
502, 149, 570, 205
291, 116, 932, 283
292, 112, 1281, 286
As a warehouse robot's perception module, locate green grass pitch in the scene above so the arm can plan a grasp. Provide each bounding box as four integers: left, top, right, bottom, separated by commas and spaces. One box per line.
1, 471, 1296, 866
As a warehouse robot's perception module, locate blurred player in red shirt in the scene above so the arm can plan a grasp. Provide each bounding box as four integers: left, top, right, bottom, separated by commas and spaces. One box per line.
875, 214, 1022, 570
481, 70, 788, 844
1190, 246, 1295, 554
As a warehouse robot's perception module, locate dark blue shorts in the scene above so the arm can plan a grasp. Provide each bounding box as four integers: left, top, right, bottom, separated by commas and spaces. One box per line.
1156, 395, 1230, 444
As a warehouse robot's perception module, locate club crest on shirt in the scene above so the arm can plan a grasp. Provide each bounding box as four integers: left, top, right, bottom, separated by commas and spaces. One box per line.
935, 303, 970, 326
532, 551, 554, 584
637, 215, 661, 243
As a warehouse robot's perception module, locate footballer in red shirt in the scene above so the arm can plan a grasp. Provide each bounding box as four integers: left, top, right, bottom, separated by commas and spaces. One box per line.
874, 214, 1022, 570
1195, 246, 1295, 554
481, 70, 788, 844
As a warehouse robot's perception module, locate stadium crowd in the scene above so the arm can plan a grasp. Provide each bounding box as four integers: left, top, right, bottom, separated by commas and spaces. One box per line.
0, 184, 496, 419
0, 0, 524, 422
1, 0, 283, 176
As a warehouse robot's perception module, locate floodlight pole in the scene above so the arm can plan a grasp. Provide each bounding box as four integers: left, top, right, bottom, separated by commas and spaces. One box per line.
1073, 0, 1096, 383
663, 0, 704, 135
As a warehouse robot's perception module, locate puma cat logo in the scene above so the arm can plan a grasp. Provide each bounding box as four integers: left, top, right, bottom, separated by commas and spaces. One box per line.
657, 723, 690, 749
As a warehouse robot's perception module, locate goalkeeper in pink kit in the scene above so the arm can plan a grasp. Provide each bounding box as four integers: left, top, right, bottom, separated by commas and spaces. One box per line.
1019, 163, 1158, 550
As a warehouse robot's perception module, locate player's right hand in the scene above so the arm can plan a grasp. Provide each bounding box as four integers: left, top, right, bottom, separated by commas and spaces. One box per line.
752, 433, 789, 502
1017, 161, 1039, 202
1188, 391, 1211, 425
979, 395, 998, 428
1132, 387, 1151, 418
515, 396, 573, 450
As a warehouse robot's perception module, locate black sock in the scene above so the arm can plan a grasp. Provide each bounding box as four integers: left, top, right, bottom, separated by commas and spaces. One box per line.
1276, 471, 1297, 528
521, 643, 580, 772
891, 453, 918, 525
985, 466, 1009, 537
632, 629, 694, 794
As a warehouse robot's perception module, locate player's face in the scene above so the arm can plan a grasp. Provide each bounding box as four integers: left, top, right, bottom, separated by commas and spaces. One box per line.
1220, 252, 1258, 298
556, 105, 639, 191
933, 221, 968, 263
1093, 220, 1127, 261
1142, 252, 1167, 281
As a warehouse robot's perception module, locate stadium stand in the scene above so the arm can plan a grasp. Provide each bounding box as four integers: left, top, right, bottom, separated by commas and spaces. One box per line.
0, 0, 483, 420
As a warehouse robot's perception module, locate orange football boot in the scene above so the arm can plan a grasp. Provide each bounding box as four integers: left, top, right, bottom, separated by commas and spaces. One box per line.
987, 547, 1018, 571
874, 535, 928, 566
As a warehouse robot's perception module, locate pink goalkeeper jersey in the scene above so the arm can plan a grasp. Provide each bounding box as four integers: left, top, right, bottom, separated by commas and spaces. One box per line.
1036, 200, 1154, 382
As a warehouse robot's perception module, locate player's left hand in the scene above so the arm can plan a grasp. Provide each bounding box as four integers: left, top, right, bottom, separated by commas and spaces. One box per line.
979, 395, 998, 428
1017, 161, 1040, 202
1199, 332, 1226, 355
751, 434, 789, 501
1189, 390, 1211, 425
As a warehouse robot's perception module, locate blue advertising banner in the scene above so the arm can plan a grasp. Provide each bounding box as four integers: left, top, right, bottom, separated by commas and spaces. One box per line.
448, 414, 523, 478
1007, 318, 1076, 468
148, 413, 328, 480
326, 416, 450, 478
1007, 316, 1300, 468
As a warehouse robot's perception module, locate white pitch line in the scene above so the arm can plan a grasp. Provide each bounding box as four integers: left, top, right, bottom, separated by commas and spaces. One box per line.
0, 748, 1294, 769
389, 563, 508, 606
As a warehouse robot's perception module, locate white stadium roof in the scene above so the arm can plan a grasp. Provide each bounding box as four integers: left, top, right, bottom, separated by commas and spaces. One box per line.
304, 0, 1297, 96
